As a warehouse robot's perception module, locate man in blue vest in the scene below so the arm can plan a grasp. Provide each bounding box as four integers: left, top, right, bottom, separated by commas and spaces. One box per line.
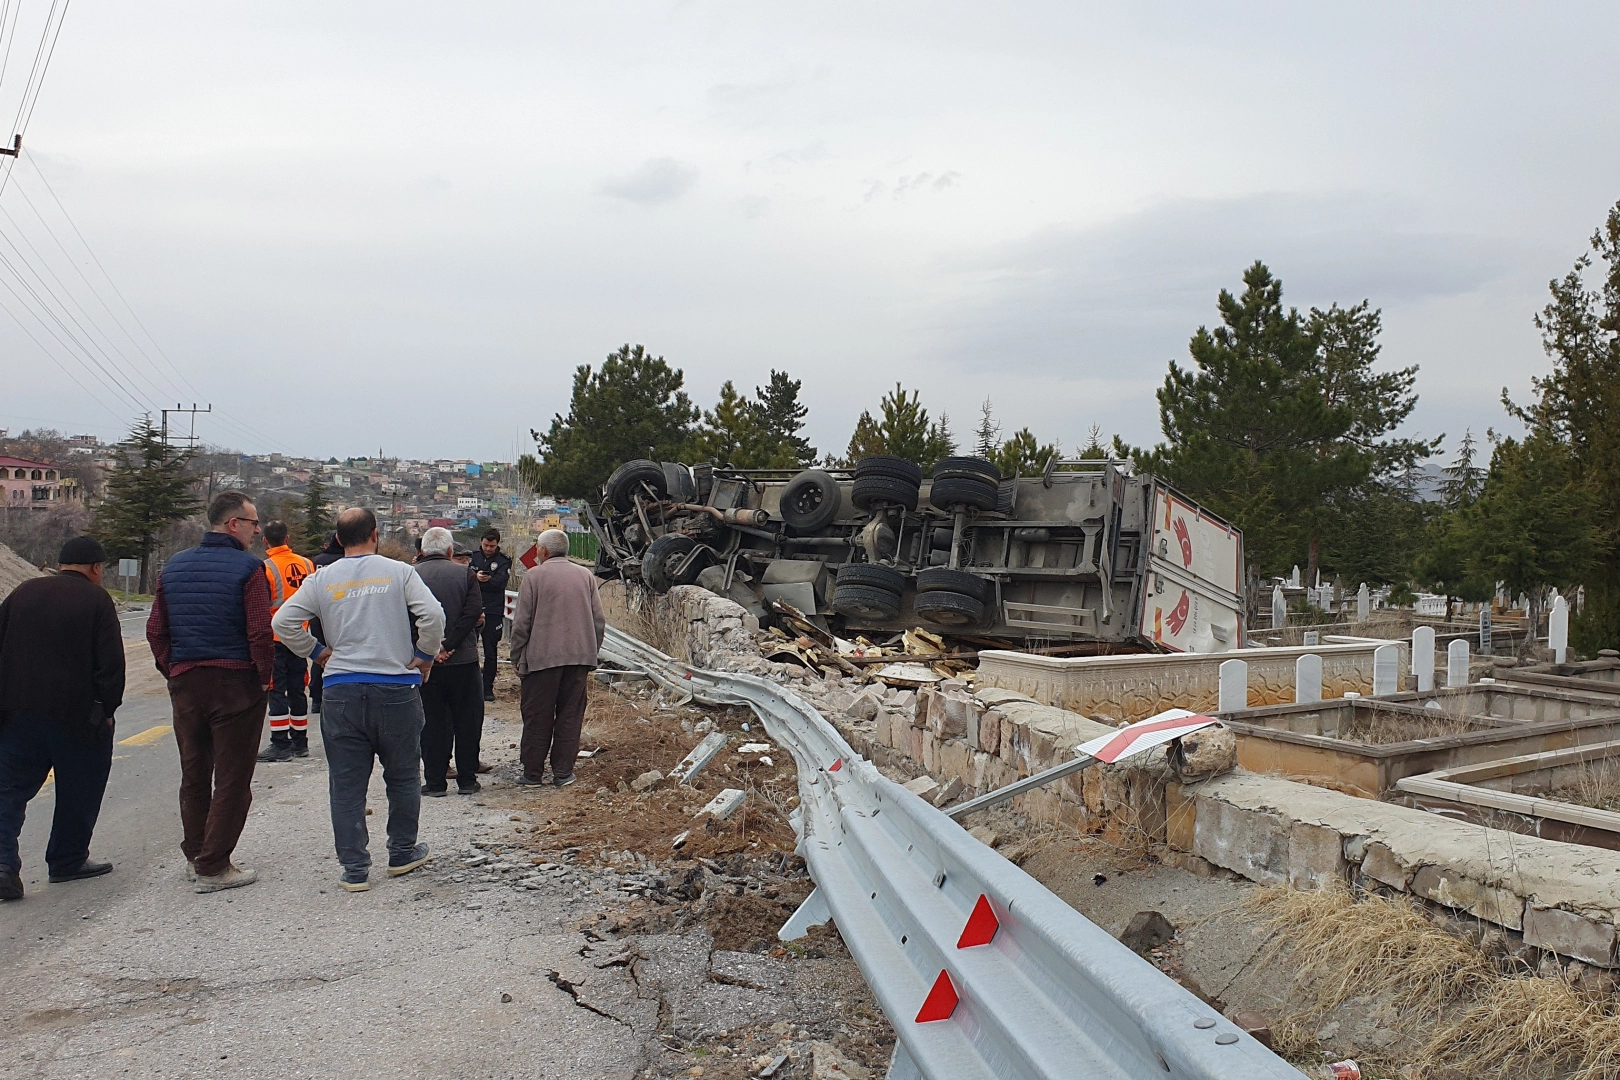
146, 491, 274, 894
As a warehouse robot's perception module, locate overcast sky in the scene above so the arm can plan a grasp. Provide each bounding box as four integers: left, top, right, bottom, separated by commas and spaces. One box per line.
2, 2, 1617, 465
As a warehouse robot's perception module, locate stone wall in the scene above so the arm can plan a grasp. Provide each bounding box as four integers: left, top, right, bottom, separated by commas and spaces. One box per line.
1167, 769, 1620, 967
597, 580, 764, 672
977, 640, 1408, 721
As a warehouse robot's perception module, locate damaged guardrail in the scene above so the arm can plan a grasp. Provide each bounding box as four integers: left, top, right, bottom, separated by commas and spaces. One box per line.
599, 625, 1305, 1080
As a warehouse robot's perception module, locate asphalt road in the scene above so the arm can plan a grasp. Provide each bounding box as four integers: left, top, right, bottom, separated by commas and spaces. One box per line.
0, 690, 651, 1080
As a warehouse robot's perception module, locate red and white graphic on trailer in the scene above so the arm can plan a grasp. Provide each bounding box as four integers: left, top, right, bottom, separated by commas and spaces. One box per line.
1076, 708, 1221, 764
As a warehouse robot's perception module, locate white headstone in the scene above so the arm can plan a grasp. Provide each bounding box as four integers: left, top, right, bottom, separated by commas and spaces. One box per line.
1550, 595, 1570, 665
1356, 582, 1371, 623
1303, 630, 1319, 646
1412, 625, 1436, 693
1218, 658, 1248, 713
1295, 653, 1323, 704
1290, 565, 1302, 588
1372, 644, 1399, 696
1447, 638, 1470, 688
1272, 584, 1287, 630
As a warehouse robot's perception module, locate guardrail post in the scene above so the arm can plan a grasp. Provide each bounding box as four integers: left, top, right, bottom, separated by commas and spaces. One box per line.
1294, 653, 1322, 704
1447, 638, 1470, 688
1217, 658, 1248, 713
1412, 625, 1435, 692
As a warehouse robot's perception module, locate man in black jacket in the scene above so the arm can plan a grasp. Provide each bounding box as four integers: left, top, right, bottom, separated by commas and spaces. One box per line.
0, 536, 125, 901
468, 529, 510, 702
415, 528, 485, 795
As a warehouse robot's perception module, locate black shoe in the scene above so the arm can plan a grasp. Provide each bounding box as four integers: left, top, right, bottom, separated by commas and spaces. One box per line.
457, 780, 482, 794
553, 774, 576, 789
516, 773, 548, 786
0, 870, 21, 901
290, 739, 310, 759
421, 785, 449, 797
49, 859, 113, 883
483, 692, 495, 703
257, 742, 294, 763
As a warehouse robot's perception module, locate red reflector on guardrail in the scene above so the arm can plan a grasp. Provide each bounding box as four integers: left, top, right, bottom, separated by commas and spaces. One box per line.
829, 758, 843, 772
957, 894, 999, 948
916, 970, 959, 1023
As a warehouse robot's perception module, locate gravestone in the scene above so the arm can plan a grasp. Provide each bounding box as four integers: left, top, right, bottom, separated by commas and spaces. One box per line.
1412, 625, 1436, 693
1290, 565, 1301, 588
1356, 583, 1371, 623
1480, 609, 1492, 654
1372, 644, 1399, 697
1295, 653, 1323, 704
1550, 595, 1569, 665
1271, 585, 1287, 630
1218, 658, 1248, 713
1447, 638, 1471, 688
1302, 631, 1319, 646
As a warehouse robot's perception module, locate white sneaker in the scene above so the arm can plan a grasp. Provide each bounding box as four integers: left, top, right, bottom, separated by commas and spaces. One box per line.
194, 864, 257, 894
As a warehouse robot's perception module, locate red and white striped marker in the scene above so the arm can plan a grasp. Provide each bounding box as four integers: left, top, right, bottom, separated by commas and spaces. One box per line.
1076, 708, 1221, 764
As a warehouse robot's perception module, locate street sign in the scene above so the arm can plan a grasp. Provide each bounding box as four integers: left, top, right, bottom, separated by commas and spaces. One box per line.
1076, 708, 1222, 764
118, 559, 138, 577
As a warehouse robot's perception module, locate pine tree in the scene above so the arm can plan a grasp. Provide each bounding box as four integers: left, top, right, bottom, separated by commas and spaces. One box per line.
973, 399, 1000, 459
299, 473, 332, 554
991, 428, 1061, 477
753, 370, 816, 467
840, 411, 884, 466
1077, 424, 1107, 460
692, 381, 759, 465
95, 415, 200, 591
521, 344, 698, 497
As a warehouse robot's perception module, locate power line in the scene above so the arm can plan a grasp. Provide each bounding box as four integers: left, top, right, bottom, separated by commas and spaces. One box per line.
0, 0, 22, 96
0, 0, 66, 198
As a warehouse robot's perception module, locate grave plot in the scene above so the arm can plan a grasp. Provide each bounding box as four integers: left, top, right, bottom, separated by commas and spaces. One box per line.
1222, 693, 1620, 799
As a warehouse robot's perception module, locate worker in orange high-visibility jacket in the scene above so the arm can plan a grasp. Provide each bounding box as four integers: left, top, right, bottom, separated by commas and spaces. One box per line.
258, 521, 316, 763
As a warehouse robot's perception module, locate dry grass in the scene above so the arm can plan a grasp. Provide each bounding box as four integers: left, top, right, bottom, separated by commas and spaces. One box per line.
1546, 755, 1620, 813
1338, 704, 1481, 745
1418, 976, 1620, 1080
1247, 885, 1494, 1024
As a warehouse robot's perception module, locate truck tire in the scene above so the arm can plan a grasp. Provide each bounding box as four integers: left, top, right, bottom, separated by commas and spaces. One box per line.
605, 459, 667, 512
854, 455, 924, 486
852, 473, 919, 512
642, 534, 703, 593
927, 475, 997, 511
914, 589, 985, 628
931, 456, 1001, 484
916, 568, 992, 603
780, 469, 841, 531
835, 563, 906, 594
832, 583, 902, 620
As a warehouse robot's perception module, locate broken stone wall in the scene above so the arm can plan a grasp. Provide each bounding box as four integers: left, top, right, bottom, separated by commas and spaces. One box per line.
598, 580, 764, 671
976, 641, 1408, 721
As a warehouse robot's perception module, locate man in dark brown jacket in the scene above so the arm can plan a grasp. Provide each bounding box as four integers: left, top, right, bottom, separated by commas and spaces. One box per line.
508, 529, 605, 788
0, 536, 125, 901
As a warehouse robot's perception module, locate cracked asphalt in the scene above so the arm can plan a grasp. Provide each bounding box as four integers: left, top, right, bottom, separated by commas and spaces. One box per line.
0, 689, 653, 1080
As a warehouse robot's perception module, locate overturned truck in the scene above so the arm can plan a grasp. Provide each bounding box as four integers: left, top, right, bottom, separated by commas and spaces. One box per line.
586, 455, 1246, 652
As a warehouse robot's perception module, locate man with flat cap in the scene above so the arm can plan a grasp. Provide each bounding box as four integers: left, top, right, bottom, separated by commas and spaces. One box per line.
0, 536, 125, 901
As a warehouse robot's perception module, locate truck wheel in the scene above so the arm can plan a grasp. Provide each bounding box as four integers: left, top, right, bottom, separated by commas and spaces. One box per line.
914, 589, 985, 627
916, 568, 992, 603
835, 563, 906, 594
642, 534, 702, 593
832, 583, 902, 620
927, 476, 997, 512
605, 459, 667, 513
854, 455, 924, 487
780, 469, 841, 531
931, 456, 1001, 484
852, 473, 919, 512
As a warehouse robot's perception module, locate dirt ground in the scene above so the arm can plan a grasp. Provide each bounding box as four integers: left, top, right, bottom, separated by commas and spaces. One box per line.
479, 667, 897, 1077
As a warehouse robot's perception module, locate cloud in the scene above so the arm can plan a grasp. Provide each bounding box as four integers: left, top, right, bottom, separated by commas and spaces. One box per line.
932, 192, 1525, 375
597, 158, 698, 205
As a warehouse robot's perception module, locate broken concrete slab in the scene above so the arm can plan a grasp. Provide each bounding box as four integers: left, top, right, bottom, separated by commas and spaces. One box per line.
670, 731, 728, 785
698, 788, 747, 821
1523, 905, 1618, 968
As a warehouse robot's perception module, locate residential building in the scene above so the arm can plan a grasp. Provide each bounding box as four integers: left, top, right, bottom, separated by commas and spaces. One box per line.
0, 456, 78, 509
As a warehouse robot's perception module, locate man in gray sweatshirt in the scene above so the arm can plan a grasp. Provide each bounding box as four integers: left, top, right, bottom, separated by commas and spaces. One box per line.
272, 508, 444, 892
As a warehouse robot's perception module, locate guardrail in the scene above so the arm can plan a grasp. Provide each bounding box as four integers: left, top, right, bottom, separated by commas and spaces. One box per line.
598, 625, 1305, 1080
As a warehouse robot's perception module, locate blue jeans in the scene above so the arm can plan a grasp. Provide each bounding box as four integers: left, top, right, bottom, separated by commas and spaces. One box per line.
0, 713, 113, 875
319, 683, 424, 873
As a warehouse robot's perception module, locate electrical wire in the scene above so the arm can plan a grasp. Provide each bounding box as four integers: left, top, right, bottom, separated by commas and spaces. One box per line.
0, 0, 21, 95
0, 0, 66, 199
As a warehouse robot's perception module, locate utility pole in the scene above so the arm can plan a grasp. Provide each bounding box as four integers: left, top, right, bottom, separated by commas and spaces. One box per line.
160, 403, 212, 449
